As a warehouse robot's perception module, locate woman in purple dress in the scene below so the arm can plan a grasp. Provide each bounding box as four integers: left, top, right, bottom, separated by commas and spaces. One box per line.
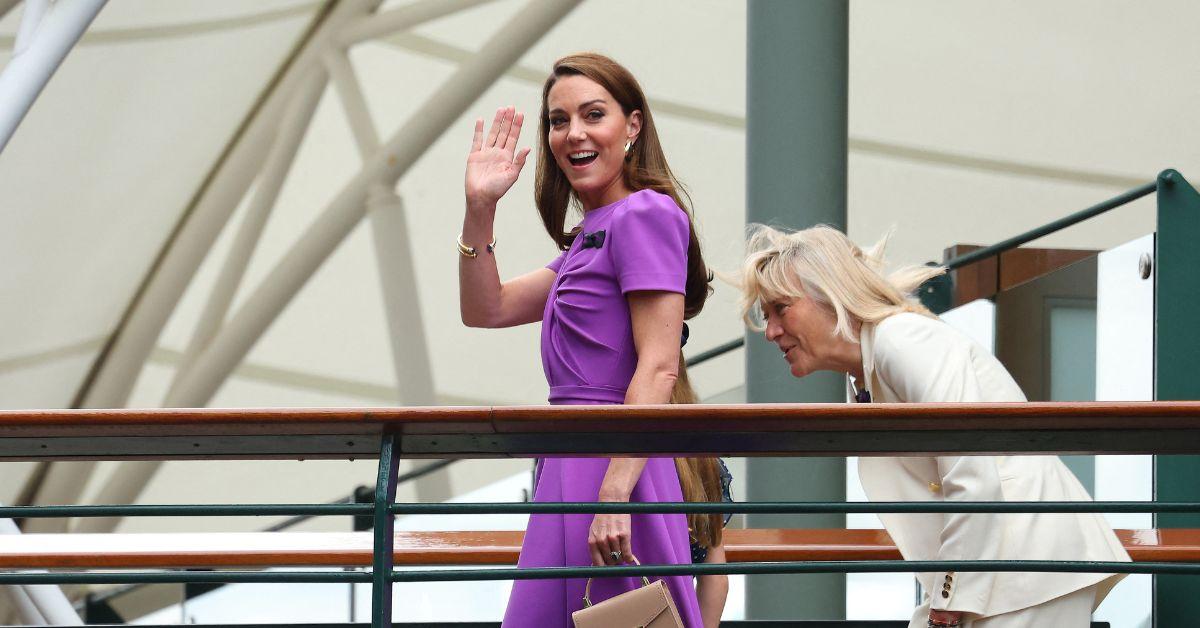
458, 53, 709, 627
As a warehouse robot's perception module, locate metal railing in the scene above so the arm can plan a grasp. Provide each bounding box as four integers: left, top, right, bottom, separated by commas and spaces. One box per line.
75, 459, 455, 618
7, 171, 1197, 625
4, 402, 1200, 627
684, 170, 1178, 367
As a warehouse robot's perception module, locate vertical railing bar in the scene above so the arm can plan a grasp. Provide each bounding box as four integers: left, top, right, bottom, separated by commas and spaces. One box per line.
371, 433, 400, 628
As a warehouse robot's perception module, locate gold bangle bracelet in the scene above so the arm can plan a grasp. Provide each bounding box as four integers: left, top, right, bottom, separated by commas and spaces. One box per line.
457, 234, 496, 258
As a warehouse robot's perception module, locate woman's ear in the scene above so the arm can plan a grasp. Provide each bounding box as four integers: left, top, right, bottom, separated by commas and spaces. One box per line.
626, 110, 643, 144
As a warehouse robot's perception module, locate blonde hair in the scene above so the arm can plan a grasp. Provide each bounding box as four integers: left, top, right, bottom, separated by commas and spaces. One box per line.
740, 224, 944, 340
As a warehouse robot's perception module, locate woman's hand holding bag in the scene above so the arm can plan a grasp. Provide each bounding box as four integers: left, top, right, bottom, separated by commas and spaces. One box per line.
571, 554, 685, 628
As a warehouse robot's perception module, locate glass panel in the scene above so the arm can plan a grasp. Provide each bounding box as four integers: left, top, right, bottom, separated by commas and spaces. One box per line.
994, 255, 1098, 493
1048, 300, 1097, 491
1094, 234, 1155, 628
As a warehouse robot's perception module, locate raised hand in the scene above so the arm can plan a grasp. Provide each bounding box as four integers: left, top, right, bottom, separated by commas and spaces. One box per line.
465, 106, 532, 211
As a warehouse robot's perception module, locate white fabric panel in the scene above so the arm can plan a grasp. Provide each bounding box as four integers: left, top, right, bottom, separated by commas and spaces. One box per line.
406, 0, 746, 118
0, 4, 315, 378
849, 0, 1200, 178
142, 6, 749, 407
0, 350, 94, 409
0, 1, 318, 32
0, 462, 38, 505
848, 152, 1160, 268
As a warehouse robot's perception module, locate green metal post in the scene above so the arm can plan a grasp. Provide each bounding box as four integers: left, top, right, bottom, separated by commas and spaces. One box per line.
371, 433, 400, 628
746, 0, 848, 620
1154, 168, 1200, 626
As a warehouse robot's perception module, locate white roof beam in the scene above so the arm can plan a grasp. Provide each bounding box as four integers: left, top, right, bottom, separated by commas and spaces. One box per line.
71, 0, 580, 532
167, 67, 329, 401
0, 0, 106, 154
56, 1, 375, 537
78, 0, 374, 412
163, 0, 581, 411
325, 40, 449, 500
0, 515, 81, 624
336, 0, 500, 48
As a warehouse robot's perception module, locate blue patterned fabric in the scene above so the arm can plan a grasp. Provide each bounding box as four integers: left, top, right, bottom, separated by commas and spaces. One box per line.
690, 458, 734, 564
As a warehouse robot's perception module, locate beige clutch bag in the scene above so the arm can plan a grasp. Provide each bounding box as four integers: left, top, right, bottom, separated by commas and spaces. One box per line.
571, 556, 684, 628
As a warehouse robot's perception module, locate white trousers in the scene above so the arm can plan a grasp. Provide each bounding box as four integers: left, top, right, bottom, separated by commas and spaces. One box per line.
908, 584, 1096, 628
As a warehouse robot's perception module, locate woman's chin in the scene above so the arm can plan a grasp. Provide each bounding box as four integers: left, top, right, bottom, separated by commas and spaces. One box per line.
568, 179, 602, 198
789, 363, 812, 379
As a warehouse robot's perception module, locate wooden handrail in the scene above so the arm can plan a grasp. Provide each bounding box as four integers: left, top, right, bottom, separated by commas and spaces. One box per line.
2, 529, 1197, 569
2, 402, 1200, 459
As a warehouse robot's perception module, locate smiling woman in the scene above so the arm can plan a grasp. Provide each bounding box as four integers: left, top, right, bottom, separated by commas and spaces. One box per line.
543, 74, 640, 209
738, 224, 1131, 628
457, 52, 712, 628
743, 225, 939, 381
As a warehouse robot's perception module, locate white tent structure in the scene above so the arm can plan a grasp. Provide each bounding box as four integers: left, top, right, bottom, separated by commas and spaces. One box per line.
1, 0, 1198, 623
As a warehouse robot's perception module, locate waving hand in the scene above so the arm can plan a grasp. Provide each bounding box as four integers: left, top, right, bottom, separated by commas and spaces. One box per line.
465, 106, 532, 210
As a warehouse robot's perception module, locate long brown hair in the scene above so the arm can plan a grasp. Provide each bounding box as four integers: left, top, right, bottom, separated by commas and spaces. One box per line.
534, 52, 710, 321
671, 359, 724, 550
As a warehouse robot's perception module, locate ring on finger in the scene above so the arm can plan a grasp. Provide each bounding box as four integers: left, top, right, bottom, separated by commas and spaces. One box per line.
609, 550, 622, 563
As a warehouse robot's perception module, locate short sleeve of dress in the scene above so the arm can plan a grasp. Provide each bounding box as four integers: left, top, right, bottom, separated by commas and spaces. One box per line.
545, 250, 568, 274
609, 192, 690, 294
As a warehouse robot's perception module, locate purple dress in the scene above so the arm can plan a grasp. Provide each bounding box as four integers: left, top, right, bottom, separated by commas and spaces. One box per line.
501, 190, 703, 627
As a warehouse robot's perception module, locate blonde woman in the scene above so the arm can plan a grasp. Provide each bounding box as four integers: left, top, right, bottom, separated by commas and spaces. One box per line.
738, 224, 1129, 628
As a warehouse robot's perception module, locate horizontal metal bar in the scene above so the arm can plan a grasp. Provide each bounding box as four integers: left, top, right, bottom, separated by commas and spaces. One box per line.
121, 624, 912, 628
5, 402, 1200, 460
0, 571, 371, 585
261, 461, 450, 532
262, 493, 367, 532
126, 624, 902, 628
6, 562, 1194, 587
0, 503, 371, 519
390, 501, 1200, 515
685, 337, 745, 367
14, 501, 1195, 521
388, 560, 1200, 582
7, 500, 1199, 520
944, 181, 1157, 270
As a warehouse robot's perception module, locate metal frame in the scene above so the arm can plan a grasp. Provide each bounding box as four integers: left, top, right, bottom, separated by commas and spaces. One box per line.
4, 0, 1192, 621
1153, 169, 1200, 626
0, 0, 122, 578
0, 516, 79, 625
20, 0, 580, 538
4, 407, 1200, 627
28, 0, 366, 538
689, 177, 1167, 363
371, 434, 400, 628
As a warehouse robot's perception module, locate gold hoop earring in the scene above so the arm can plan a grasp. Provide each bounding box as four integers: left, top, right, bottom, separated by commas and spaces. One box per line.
624, 139, 632, 153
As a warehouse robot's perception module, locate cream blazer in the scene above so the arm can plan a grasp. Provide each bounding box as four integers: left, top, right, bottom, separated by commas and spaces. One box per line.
855, 313, 1129, 618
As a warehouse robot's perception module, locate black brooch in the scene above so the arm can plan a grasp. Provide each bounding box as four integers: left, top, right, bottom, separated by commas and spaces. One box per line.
581, 230, 606, 249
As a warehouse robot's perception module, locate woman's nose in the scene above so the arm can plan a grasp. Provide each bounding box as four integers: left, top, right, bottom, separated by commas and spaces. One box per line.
568, 121, 586, 142
764, 319, 780, 341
